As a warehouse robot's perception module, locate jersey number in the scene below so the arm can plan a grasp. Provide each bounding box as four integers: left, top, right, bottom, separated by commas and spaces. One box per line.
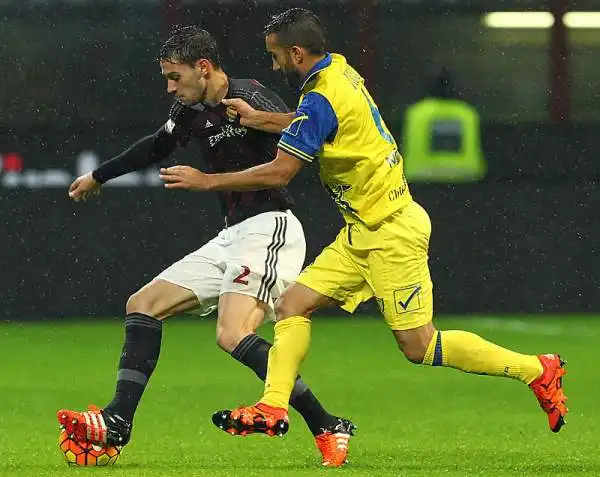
361, 87, 395, 145
233, 266, 251, 285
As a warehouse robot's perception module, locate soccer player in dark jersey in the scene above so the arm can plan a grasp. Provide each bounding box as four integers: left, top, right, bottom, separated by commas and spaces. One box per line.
57, 25, 355, 467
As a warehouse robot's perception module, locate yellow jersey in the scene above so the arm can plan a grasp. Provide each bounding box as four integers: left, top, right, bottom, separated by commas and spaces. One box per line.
278, 53, 411, 227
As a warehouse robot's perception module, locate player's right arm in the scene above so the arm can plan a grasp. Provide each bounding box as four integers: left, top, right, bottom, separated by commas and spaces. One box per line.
68, 101, 198, 201
68, 128, 178, 201
222, 98, 294, 134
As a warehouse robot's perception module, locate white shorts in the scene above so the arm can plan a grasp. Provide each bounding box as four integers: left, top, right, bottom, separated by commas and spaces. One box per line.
155, 210, 306, 317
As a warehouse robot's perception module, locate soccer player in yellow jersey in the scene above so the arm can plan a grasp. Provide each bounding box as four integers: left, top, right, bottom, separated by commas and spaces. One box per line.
160, 8, 568, 450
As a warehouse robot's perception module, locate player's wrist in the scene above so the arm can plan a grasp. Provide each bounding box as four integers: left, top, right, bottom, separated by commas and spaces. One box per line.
91, 169, 107, 185
203, 173, 219, 191
241, 109, 263, 128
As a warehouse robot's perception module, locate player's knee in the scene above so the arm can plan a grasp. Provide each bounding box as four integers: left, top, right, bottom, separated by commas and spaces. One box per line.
125, 291, 144, 315
216, 323, 249, 353
274, 296, 308, 322
273, 299, 286, 322
126, 290, 163, 319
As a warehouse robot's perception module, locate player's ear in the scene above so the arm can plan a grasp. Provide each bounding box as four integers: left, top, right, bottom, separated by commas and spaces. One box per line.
195, 58, 210, 75
290, 46, 303, 65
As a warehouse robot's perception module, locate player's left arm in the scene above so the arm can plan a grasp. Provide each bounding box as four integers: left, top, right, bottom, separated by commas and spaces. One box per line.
160, 92, 337, 191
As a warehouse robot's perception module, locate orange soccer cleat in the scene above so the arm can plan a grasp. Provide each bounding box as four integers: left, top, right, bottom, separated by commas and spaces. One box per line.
529, 354, 568, 433
57, 405, 131, 446
314, 418, 356, 467
212, 402, 289, 437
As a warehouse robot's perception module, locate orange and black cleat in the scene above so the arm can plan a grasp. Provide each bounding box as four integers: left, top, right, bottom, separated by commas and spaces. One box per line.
212, 402, 289, 437
57, 405, 131, 446
529, 354, 568, 433
315, 418, 357, 467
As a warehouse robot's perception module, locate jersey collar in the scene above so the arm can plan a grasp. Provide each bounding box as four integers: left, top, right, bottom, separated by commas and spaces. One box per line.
299, 53, 332, 91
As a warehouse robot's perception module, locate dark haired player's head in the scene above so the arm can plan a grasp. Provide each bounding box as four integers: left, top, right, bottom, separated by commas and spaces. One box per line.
158, 25, 226, 105
263, 8, 327, 88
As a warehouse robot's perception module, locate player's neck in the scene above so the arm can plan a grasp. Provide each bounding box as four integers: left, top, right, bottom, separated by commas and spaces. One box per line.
299, 54, 327, 82
204, 69, 229, 107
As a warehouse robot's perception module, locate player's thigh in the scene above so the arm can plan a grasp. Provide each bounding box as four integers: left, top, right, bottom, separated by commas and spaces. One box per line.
293, 227, 372, 318
126, 279, 200, 320
222, 211, 306, 312
216, 292, 269, 351
370, 201, 434, 331
138, 236, 227, 319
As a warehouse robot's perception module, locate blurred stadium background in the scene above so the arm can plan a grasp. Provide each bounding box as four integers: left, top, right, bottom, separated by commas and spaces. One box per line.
2, 0, 599, 319
1, 1, 599, 475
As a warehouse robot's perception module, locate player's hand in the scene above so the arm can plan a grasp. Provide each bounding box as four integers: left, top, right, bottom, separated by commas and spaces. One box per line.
222, 98, 257, 126
68, 173, 101, 202
159, 166, 214, 191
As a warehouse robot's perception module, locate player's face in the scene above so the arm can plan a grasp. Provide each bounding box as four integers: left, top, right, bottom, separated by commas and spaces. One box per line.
160, 60, 208, 105
265, 33, 303, 89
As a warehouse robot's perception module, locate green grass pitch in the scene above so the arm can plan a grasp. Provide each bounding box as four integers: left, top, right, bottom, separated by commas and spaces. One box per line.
1, 315, 598, 477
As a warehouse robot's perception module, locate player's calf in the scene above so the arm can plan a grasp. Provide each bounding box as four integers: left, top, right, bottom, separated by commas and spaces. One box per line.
392, 322, 435, 364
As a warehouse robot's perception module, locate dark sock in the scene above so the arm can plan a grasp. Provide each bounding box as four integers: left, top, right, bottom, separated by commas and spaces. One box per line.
231, 333, 336, 435
104, 313, 163, 424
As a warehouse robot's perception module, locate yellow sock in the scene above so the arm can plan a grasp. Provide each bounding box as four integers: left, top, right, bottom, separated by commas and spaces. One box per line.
423, 330, 543, 384
261, 316, 311, 410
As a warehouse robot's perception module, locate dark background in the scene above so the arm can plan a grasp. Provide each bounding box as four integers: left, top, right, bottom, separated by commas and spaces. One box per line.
1, 0, 598, 320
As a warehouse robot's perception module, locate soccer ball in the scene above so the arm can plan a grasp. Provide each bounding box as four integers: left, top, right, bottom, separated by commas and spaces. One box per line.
58, 430, 122, 466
